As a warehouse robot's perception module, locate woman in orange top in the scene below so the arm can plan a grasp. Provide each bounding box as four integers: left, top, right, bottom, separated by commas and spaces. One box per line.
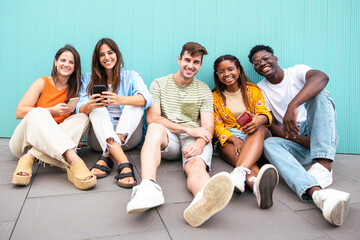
9, 45, 96, 190
213, 54, 278, 209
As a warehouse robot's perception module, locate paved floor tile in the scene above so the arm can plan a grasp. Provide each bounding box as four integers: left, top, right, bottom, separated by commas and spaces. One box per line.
0, 140, 15, 163
12, 191, 167, 240
297, 202, 360, 240
158, 192, 327, 240
96, 230, 171, 240
0, 184, 29, 223
0, 221, 14, 240
156, 169, 193, 204
1, 137, 358, 240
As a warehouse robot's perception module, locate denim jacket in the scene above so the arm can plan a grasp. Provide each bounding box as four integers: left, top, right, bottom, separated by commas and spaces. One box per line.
76, 70, 153, 113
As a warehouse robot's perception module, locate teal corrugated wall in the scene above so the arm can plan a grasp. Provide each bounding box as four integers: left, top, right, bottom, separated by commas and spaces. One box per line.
0, 0, 359, 154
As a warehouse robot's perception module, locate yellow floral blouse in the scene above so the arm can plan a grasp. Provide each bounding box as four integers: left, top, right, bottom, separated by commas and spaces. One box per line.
213, 84, 272, 146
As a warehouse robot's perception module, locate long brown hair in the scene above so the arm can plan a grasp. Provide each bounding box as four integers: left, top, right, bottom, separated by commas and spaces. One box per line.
213, 54, 256, 109
87, 38, 124, 95
51, 45, 81, 102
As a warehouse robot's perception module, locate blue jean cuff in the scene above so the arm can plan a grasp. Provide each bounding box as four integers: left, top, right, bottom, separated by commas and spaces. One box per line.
299, 182, 319, 202
311, 154, 335, 162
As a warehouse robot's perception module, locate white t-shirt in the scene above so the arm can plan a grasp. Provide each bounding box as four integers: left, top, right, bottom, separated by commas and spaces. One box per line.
257, 64, 312, 127
106, 84, 122, 118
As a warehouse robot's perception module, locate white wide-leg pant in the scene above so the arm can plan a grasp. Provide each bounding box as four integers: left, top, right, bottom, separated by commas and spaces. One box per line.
9, 108, 90, 168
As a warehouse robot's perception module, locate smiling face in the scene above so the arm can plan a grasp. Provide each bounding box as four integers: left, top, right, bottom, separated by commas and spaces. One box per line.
54, 51, 75, 78
99, 43, 117, 71
251, 50, 278, 78
177, 51, 202, 80
216, 60, 241, 90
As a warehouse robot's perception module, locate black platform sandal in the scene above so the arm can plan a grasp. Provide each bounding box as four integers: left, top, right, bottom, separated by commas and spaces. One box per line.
90, 155, 114, 179
114, 162, 137, 188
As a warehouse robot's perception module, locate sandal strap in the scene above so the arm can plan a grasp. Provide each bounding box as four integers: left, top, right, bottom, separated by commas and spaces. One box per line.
15, 156, 35, 175
90, 155, 114, 173
114, 162, 136, 181
114, 172, 136, 180
91, 164, 112, 173
68, 161, 93, 180
116, 162, 134, 173
98, 156, 114, 168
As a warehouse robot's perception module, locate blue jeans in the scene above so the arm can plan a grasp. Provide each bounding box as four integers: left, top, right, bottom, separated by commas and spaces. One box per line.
263, 90, 338, 201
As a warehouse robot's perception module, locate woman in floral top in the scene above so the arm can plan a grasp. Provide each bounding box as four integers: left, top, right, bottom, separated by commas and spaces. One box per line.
213, 54, 278, 209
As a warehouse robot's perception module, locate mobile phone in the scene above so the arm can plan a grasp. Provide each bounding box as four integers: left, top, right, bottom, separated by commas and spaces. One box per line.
92, 85, 106, 103
236, 112, 252, 127
67, 97, 79, 108
92, 85, 106, 95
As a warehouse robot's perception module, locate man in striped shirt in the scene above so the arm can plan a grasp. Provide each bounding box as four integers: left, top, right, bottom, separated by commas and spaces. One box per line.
127, 42, 234, 227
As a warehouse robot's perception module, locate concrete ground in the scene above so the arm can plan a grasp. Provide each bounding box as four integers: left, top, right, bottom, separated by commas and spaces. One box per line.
1, 137, 359, 240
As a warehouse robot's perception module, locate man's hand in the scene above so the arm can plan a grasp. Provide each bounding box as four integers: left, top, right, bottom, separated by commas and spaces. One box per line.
283, 103, 299, 138
286, 134, 310, 149
182, 140, 205, 158
185, 127, 212, 143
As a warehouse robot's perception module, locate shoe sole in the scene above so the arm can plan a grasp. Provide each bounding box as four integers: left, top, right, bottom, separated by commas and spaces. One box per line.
12, 174, 31, 186
331, 194, 351, 226
183, 173, 234, 227
257, 164, 279, 209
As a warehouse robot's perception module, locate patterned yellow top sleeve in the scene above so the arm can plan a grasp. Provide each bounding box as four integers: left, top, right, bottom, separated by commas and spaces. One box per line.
213, 84, 272, 146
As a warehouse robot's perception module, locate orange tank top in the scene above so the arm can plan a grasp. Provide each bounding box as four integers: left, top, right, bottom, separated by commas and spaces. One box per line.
35, 77, 71, 123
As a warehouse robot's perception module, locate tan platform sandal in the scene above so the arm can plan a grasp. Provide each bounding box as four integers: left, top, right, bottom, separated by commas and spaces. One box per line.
12, 156, 35, 186
66, 160, 96, 190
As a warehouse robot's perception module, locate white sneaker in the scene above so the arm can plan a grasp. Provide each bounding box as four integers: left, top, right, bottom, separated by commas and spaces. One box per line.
312, 189, 351, 226
308, 163, 333, 188
251, 164, 279, 209
183, 172, 234, 227
230, 166, 251, 193
127, 179, 165, 214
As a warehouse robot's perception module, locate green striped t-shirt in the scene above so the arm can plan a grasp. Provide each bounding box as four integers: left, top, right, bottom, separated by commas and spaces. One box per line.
149, 74, 213, 128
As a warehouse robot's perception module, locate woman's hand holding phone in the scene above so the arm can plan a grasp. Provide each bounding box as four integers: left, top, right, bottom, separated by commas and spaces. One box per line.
241, 114, 268, 135
50, 103, 72, 116
89, 94, 106, 109
88, 85, 107, 110
100, 91, 119, 106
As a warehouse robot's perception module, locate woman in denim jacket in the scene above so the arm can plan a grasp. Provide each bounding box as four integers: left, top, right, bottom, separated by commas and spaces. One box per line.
77, 38, 152, 188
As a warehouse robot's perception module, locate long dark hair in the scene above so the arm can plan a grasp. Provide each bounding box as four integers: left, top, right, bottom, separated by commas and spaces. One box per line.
213, 54, 256, 109
87, 38, 124, 95
51, 45, 81, 102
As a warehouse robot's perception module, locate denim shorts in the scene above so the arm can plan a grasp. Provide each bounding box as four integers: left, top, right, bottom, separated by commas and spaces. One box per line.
229, 127, 247, 141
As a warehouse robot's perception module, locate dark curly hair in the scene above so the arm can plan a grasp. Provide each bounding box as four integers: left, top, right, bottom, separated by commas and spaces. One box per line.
248, 45, 274, 63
